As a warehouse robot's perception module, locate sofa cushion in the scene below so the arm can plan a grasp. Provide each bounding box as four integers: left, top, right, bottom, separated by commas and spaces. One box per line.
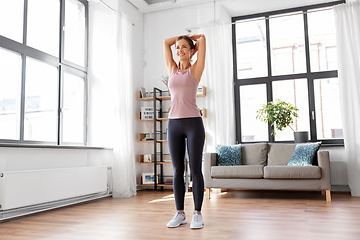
288, 142, 322, 166
215, 144, 242, 166
211, 165, 264, 179
267, 143, 296, 165
241, 143, 268, 166
264, 166, 321, 179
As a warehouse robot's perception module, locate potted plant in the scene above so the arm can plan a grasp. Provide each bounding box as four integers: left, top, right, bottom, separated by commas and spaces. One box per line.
160, 76, 169, 95
256, 100, 308, 143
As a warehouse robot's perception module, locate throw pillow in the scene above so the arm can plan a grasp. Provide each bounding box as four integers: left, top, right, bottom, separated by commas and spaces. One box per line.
287, 142, 322, 166
216, 144, 242, 166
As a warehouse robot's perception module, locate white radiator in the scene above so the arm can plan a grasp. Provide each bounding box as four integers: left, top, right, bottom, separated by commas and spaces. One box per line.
330, 161, 348, 185
0, 166, 108, 211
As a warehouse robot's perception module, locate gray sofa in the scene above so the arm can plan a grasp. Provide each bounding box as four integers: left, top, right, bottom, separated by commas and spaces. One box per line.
203, 143, 331, 201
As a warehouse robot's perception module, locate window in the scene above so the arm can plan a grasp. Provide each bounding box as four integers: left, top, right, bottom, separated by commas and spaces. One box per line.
62, 71, 85, 143
27, 0, 60, 56
314, 78, 343, 139
240, 84, 268, 142
0, 48, 22, 140
233, 1, 344, 145
64, 0, 86, 67
270, 12, 307, 75
24, 57, 58, 142
0, 0, 24, 43
0, 0, 88, 146
235, 18, 267, 79
272, 79, 310, 141
307, 8, 338, 71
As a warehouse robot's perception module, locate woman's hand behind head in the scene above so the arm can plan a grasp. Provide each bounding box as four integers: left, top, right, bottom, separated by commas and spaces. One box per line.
189, 34, 205, 41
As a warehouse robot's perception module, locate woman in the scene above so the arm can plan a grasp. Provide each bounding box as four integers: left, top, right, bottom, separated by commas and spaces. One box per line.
163, 34, 206, 229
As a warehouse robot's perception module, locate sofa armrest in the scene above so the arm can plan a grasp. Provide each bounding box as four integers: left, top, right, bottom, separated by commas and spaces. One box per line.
203, 152, 216, 188
317, 150, 331, 190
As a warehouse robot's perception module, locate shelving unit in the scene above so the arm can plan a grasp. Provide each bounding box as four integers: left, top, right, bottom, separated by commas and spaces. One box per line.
138, 86, 206, 101
138, 86, 206, 191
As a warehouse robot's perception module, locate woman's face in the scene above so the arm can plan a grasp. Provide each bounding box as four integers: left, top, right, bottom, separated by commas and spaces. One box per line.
175, 39, 194, 61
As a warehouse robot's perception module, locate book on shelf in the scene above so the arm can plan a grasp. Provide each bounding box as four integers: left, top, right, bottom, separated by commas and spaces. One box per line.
165, 178, 173, 185
141, 138, 154, 141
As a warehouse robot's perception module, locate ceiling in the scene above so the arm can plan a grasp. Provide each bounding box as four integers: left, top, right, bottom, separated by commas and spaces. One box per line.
128, 0, 336, 16
143, 0, 172, 4
128, 0, 215, 13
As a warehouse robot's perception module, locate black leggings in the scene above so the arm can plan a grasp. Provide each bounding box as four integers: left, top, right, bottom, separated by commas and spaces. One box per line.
167, 117, 205, 212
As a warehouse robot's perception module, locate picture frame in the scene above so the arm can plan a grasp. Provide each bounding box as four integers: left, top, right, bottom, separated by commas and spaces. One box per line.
142, 173, 157, 184
143, 154, 152, 162
140, 87, 146, 98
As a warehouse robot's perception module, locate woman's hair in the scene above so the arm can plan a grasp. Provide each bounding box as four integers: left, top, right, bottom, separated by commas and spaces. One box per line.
176, 35, 195, 50
176, 35, 195, 69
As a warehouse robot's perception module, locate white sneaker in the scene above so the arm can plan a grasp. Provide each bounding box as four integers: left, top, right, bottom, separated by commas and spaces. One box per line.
166, 211, 187, 228
190, 211, 204, 229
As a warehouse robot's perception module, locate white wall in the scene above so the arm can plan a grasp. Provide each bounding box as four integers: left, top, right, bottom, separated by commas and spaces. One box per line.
220, 0, 342, 17
143, 2, 215, 90
321, 146, 346, 163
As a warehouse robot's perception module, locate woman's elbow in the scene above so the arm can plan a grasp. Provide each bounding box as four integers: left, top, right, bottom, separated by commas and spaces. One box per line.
164, 38, 173, 46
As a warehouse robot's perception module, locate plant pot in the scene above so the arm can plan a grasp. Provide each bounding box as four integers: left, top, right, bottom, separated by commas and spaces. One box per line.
294, 131, 309, 143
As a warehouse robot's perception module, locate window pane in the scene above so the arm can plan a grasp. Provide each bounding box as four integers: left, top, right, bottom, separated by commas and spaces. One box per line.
24, 58, 58, 142
27, 0, 60, 57
62, 73, 84, 143
270, 12, 306, 75
240, 84, 268, 142
314, 78, 343, 139
0, 0, 24, 42
272, 79, 310, 141
0, 48, 22, 140
308, 8, 337, 72
236, 18, 267, 79
64, 0, 86, 66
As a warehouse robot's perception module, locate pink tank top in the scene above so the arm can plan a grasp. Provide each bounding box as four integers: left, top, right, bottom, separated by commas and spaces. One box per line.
168, 66, 201, 119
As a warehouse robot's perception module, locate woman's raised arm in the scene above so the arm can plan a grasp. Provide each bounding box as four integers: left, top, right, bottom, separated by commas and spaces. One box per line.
163, 36, 178, 76
191, 34, 206, 82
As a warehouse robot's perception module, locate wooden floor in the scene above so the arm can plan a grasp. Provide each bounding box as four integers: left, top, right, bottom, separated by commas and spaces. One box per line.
1, 190, 360, 240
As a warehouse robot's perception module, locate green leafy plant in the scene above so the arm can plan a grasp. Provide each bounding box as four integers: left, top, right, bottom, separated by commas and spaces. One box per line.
256, 100, 299, 135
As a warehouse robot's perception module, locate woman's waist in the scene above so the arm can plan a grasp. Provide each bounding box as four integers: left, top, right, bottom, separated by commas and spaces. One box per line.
168, 116, 202, 121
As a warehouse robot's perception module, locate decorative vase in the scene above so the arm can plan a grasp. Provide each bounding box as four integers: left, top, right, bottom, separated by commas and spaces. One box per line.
294, 131, 309, 143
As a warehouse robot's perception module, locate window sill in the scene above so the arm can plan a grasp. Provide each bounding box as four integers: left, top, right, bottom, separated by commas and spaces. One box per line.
0, 143, 112, 150
240, 141, 344, 148
320, 143, 344, 148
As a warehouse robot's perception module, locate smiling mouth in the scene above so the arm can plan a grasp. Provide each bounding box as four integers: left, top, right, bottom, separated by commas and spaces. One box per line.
179, 53, 185, 57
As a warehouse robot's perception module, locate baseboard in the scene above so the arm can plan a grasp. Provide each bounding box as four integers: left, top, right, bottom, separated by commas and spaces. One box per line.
0, 190, 111, 222
331, 185, 351, 192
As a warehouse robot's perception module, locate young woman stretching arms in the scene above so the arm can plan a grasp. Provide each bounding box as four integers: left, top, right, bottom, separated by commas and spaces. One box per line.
163, 34, 206, 229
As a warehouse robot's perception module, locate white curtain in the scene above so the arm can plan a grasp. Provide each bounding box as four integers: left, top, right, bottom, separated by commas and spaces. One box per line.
333, 0, 360, 196
200, 24, 236, 151
112, 11, 137, 198
88, 1, 136, 198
